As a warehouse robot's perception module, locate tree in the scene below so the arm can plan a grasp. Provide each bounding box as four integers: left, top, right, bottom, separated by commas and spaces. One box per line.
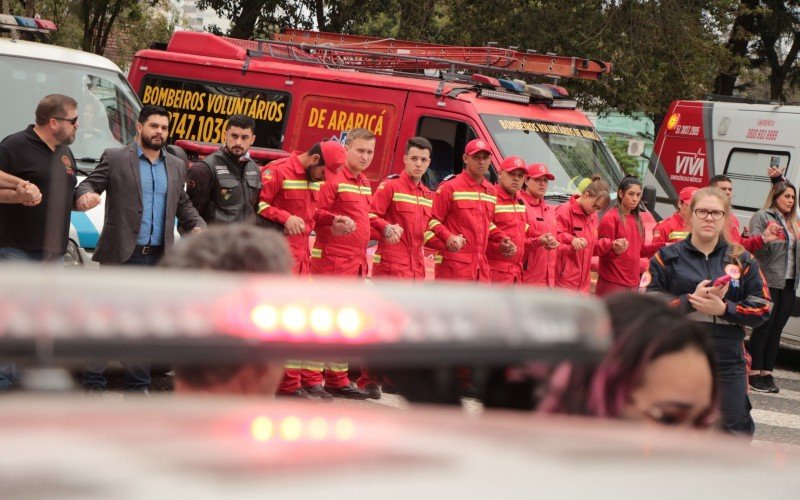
604, 135, 640, 177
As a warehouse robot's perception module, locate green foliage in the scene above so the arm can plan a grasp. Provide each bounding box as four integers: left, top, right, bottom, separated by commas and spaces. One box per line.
604, 135, 640, 177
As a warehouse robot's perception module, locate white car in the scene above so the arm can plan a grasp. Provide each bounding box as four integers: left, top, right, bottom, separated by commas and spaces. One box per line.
0, 36, 142, 265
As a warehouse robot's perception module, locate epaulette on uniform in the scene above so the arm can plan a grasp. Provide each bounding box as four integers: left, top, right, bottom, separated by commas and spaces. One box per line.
442, 174, 456, 182
385, 173, 400, 180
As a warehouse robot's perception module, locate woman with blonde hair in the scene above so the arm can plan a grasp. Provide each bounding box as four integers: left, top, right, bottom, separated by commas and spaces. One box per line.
747, 181, 799, 393
645, 187, 771, 437
554, 175, 613, 291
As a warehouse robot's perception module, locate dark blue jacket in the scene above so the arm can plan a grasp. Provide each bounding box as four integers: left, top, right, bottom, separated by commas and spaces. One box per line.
646, 237, 771, 339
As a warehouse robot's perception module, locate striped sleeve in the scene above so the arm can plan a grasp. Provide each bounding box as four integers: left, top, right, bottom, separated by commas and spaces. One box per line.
721, 260, 772, 328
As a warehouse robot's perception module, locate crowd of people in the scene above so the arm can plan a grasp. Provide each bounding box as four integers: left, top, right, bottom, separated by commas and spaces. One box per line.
1, 94, 797, 439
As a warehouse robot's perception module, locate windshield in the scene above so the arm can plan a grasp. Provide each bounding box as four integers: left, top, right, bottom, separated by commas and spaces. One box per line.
0, 55, 141, 172
481, 114, 623, 201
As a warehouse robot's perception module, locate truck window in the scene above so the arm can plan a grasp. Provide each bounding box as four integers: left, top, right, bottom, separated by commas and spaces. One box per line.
416, 116, 481, 189
0, 55, 140, 172
481, 114, 622, 200
724, 149, 790, 211
139, 75, 289, 149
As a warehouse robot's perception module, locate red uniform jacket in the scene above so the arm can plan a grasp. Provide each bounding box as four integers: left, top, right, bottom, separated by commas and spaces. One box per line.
554, 195, 611, 291
486, 185, 528, 284
652, 211, 688, 245
257, 152, 320, 275
597, 208, 663, 287
429, 171, 497, 282
369, 171, 433, 280
311, 166, 372, 276
520, 191, 558, 287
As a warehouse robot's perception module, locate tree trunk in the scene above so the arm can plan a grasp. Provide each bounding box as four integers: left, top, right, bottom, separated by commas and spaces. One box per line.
230, 0, 262, 39
314, 0, 325, 31
713, 0, 759, 96
24, 0, 34, 16
398, 0, 435, 40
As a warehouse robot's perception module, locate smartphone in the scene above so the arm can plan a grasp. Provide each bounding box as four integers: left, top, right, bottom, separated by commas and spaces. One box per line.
713, 275, 731, 287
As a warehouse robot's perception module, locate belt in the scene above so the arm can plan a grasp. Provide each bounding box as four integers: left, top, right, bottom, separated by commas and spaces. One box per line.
134, 245, 164, 255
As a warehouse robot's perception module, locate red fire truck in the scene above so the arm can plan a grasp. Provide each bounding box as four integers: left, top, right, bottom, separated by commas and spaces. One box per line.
127, 29, 625, 193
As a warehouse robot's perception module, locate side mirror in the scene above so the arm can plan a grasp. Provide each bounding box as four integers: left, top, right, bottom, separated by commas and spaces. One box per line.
642, 185, 656, 212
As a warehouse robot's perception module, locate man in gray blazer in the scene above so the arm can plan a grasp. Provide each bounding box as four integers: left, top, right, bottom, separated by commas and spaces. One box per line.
74, 104, 205, 266
73, 104, 206, 392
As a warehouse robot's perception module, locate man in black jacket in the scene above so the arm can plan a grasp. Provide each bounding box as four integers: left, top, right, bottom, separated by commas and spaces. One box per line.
185, 114, 261, 226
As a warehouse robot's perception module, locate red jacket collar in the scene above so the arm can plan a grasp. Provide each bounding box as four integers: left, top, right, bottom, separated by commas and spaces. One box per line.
458, 170, 492, 190
569, 194, 586, 215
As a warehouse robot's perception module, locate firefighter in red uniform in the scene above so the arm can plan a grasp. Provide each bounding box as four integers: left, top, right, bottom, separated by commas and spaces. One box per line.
310, 128, 377, 399
486, 156, 529, 284
520, 163, 559, 286
429, 139, 515, 282
652, 186, 697, 245
257, 141, 345, 274
554, 176, 612, 292
257, 141, 347, 400
370, 137, 434, 281
709, 175, 779, 250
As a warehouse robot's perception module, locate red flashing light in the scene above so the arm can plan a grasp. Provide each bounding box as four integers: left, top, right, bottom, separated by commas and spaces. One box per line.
471, 73, 501, 87
34, 19, 57, 31
250, 415, 356, 443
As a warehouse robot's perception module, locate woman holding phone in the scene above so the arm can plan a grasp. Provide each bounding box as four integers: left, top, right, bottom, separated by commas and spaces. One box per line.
748, 181, 799, 394
646, 187, 771, 436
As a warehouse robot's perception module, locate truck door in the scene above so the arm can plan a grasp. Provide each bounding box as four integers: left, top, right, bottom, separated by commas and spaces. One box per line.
413, 114, 490, 190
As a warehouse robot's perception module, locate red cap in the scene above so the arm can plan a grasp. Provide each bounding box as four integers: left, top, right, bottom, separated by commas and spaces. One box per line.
464, 139, 491, 156
679, 186, 698, 203
498, 156, 527, 173
320, 141, 347, 171
526, 163, 555, 180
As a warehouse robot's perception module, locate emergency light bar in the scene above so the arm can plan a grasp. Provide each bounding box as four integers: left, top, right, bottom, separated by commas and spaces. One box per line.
0, 265, 610, 366
0, 15, 57, 34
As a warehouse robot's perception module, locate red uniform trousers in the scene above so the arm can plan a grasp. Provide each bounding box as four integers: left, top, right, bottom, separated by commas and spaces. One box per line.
520, 192, 559, 287
309, 167, 372, 388
429, 172, 497, 282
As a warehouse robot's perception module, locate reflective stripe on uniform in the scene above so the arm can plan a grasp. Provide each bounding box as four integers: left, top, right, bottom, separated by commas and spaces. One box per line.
668, 231, 689, 240
373, 254, 381, 263
284, 360, 303, 369
452, 192, 496, 203
309, 182, 321, 191
434, 255, 443, 264
393, 193, 433, 207
423, 231, 436, 244
369, 213, 379, 219
338, 183, 371, 195
495, 204, 526, 213
311, 248, 322, 258
428, 219, 441, 229
302, 361, 324, 371
326, 362, 348, 371
257, 201, 269, 214
283, 180, 312, 190
489, 223, 498, 231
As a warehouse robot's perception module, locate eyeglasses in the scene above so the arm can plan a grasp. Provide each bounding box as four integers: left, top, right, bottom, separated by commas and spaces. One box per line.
53, 116, 79, 125
693, 209, 725, 221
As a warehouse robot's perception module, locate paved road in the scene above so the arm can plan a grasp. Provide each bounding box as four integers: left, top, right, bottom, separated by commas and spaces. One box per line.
752, 349, 800, 449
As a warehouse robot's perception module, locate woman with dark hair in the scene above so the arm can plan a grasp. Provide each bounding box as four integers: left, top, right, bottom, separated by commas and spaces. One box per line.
646, 187, 771, 436
554, 175, 612, 291
596, 175, 663, 296
539, 293, 717, 428
748, 181, 799, 393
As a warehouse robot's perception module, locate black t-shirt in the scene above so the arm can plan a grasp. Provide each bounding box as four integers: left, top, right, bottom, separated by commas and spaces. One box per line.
0, 125, 77, 258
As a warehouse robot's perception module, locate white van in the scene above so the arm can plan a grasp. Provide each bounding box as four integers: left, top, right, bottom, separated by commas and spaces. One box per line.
646, 97, 800, 348
0, 34, 142, 265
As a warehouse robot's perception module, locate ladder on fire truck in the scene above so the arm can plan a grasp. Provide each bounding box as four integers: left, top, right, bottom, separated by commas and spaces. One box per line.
229, 28, 612, 81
